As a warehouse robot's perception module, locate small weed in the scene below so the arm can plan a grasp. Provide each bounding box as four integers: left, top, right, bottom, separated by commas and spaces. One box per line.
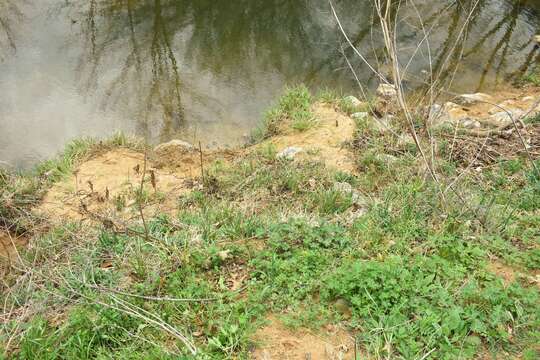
519, 66, 540, 86
251, 85, 314, 141
316, 87, 340, 103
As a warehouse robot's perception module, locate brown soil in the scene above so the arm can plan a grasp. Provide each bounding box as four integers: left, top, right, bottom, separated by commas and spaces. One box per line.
454, 85, 540, 119
251, 317, 355, 360
36, 104, 357, 224
0, 231, 26, 261
261, 103, 357, 173
37, 148, 204, 223
488, 260, 540, 289
487, 260, 518, 286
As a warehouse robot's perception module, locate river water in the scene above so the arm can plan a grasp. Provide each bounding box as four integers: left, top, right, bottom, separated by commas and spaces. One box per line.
1, 0, 540, 168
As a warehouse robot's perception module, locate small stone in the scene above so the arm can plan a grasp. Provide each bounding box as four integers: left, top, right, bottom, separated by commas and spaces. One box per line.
277, 146, 303, 160
217, 250, 231, 261
397, 134, 415, 147
490, 110, 524, 124
461, 118, 481, 129
428, 103, 450, 125
488, 99, 522, 115
351, 112, 369, 121
455, 93, 493, 106
375, 153, 398, 163
333, 182, 369, 207
371, 115, 393, 132
154, 139, 194, 154
343, 95, 362, 109
444, 101, 461, 110
376, 83, 397, 99
534, 35, 540, 44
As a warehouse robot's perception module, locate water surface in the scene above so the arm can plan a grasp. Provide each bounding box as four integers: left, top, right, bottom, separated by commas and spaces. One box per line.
1, 0, 540, 168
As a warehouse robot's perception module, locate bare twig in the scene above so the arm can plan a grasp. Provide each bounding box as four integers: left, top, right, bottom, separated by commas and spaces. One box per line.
90, 284, 216, 303
198, 141, 205, 184
138, 152, 150, 242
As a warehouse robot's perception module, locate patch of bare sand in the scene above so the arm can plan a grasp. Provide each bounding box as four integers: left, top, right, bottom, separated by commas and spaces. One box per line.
251, 317, 355, 360
488, 260, 540, 289
37, 147, 204, 223
457, 86, 540, 113
0, 231, 26, 261
488, 260, 517, 286
262, 103, 357, 173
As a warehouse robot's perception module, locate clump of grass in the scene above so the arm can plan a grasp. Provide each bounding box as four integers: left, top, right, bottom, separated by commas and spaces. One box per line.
251, 85, 316, 142
519, 66, 540, 86
338, 95, 372, 115
316, 87, 341, 103
524, 112, 540, 124
291, 109, 317, 131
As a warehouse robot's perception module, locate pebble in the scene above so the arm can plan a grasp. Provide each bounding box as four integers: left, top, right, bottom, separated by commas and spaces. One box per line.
376, 83, 397, 99
276, 146, 303, 160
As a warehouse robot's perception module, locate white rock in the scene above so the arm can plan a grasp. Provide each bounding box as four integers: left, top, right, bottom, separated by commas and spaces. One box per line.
375, 154, 398, 163
397, 134, 415, 147
490, 110, 524, 124
444, 101, 461, 110
333, 182, 368, 207
277, 146, 303, 160
534, 35, 540, 44
154, 139, 194, 154
488, 99, 523, 115
461, 118, 481, 129
428, 104, 448, 124
456, 93, 493, 106
376, 83, 397, 99
344, 95, 362, 108
351, 112, 369, 121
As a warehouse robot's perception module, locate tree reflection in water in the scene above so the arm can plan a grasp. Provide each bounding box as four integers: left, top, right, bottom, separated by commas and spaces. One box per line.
64, 0, 540, 142
0, 0, 26, 62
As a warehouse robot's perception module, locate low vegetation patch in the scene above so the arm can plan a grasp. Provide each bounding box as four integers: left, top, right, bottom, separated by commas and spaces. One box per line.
1, 89, 539, 359
251, 85, 317, 142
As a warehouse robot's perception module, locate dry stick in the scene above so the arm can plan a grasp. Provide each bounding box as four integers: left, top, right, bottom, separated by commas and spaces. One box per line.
374, 0, 441, 188
328, 0, 389, 85
90, 284, 216, 303
138, 152, 150, 242
339, 45, 401, 138
443, 134, 489, 194
198, 141, 205, 184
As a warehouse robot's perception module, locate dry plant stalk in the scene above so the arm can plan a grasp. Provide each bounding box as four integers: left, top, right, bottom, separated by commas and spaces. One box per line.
138, 152, 150, 242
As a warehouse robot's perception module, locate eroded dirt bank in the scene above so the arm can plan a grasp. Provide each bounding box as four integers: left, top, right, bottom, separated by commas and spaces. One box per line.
2, 84, 540, 359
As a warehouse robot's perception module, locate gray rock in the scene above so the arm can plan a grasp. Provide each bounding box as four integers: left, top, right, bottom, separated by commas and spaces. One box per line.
154, 139, 194, 154
277, 146, 303, 160
428, 104, 449, 125
397, 134, 416, 147
490, 110, 524, 124
333, 182, 368, 207
376, 83, 397, 99
343, 95, 363, 109
374, 115, 394, 132
375, 153, 398, 163
456, 93, 493, 106
351, 112, 369, 121
460, 118, 481, 129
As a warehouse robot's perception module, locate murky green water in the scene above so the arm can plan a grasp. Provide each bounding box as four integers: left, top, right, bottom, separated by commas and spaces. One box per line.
1, 0, 540, 168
